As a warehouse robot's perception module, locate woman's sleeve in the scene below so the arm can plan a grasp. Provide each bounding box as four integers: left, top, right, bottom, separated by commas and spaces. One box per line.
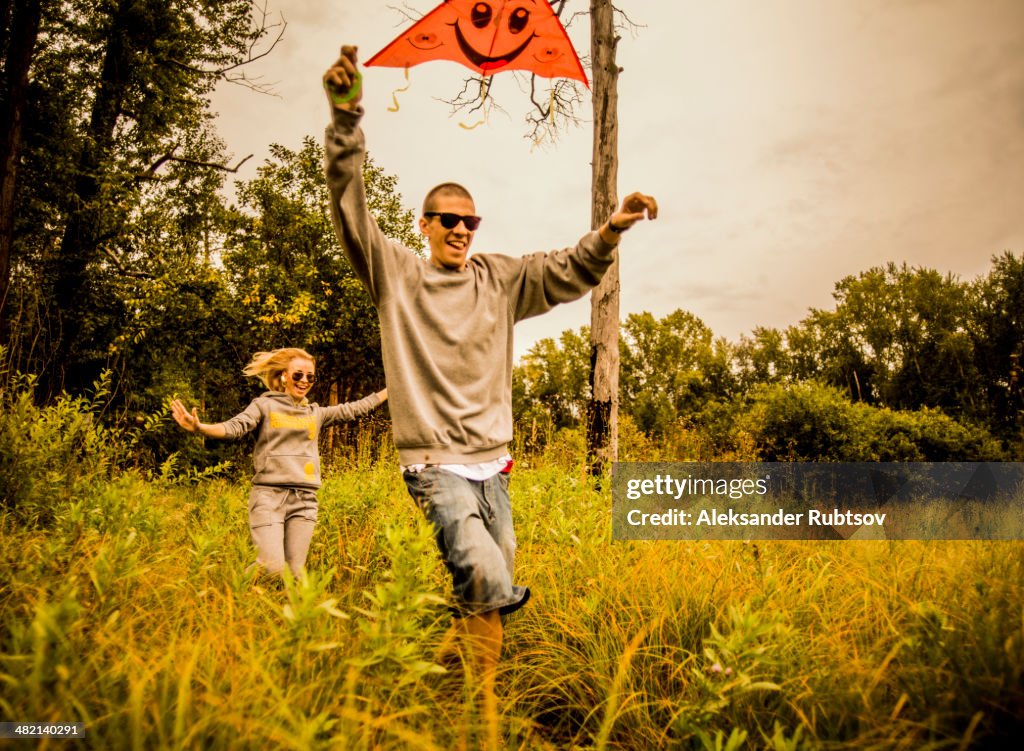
218, 399, 263, 439
318, 392, 383, 428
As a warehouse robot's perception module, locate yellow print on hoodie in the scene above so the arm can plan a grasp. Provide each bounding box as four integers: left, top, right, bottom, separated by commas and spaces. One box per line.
269, 411, 317, 440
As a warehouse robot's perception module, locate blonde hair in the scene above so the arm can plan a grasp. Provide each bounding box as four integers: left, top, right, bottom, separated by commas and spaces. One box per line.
242, 348, 315, 391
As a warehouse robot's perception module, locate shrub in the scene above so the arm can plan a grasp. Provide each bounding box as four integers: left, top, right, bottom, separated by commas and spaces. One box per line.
740, 381, 1006, 461
861, 405, 1006, 461
0, 370, 121, 525
739, 382, 858, 461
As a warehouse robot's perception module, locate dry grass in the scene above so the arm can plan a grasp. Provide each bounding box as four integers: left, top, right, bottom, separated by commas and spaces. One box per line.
2, 460, 1023, 749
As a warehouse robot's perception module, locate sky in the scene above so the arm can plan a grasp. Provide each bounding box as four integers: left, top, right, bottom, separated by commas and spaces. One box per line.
210, 0, 1024, 360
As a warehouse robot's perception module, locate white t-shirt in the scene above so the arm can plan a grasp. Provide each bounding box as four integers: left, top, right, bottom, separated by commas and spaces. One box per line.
403, 454, 512, 481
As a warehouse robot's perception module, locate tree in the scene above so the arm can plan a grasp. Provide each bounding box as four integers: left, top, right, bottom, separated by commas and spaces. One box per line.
5, 0, 282, 395
734, 326, 791, 390
780, 263, 981, 419
585, 0, 619, 477
619, 310, 732, 435
514, 326, 591, 432
0, 0, 52, 344
972, 252, 1024, 445
224, 137, 423, 406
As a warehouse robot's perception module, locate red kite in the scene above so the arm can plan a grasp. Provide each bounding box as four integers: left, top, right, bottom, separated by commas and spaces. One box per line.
365, 0, 589, 87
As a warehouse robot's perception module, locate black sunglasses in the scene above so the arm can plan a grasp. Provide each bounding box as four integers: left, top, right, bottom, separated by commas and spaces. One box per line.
290, 371, 316, 384
424, 212, 482, 231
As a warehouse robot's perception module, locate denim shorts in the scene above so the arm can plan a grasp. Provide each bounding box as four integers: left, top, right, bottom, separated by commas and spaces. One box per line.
403, 467, 530, 617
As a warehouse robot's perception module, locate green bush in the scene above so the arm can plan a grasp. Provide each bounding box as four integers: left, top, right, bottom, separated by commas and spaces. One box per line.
741, 381, 1006, 461
0, 371, 120, 525
739, 382, 858, 461
862, 405, 1007, 461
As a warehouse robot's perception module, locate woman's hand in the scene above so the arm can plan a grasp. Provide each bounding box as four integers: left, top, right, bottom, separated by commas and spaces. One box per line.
171, 399, 201, 434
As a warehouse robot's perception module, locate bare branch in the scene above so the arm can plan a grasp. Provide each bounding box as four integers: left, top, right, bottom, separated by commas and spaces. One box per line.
98, 244, 154, 279
386, 2, 424, 24
136, 146, 254, 182
220, 71, 281, 96
612, 4, 645, 37
163, 2, 287, 96
522, 74, 586, 146
219, 4, 286, 76
437, 76, 509, 122
564, 9, 589, 28
168, 153, 253, 173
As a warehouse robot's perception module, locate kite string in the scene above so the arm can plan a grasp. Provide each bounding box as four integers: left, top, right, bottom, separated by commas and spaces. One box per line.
459, 75, 492, 130
386, 66, 411, 113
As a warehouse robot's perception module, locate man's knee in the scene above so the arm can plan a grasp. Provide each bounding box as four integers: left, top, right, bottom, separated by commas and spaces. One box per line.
456, 543, 514, 610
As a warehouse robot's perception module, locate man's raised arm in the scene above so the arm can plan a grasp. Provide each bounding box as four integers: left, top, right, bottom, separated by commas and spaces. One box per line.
323, 45, 396, 305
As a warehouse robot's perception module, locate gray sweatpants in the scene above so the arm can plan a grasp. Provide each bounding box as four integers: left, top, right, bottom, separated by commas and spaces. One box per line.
247, 486, 319, 577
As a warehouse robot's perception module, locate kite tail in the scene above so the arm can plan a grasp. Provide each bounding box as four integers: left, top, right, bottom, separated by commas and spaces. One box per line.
386, 66, 411, 112
459, 76, 492, 130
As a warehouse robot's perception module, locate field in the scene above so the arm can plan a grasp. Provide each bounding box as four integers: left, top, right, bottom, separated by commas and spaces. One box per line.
2, 457, 1023, 750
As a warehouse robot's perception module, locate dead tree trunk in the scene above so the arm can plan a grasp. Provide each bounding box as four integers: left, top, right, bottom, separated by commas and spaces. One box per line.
586, 0, 620, 477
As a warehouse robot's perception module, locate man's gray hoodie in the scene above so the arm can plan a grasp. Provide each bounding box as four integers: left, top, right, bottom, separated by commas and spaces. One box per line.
219, 391, 382, 489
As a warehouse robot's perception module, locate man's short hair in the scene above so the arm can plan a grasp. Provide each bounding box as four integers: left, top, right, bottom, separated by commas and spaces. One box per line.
423, 182, 474, 215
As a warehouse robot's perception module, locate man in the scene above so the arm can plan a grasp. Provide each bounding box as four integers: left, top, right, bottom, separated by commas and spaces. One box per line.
323, 45, 657, 747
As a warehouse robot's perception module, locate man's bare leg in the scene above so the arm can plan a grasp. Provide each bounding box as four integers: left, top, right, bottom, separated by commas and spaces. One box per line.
435, 620, 461, 664
461, 609, 503, 750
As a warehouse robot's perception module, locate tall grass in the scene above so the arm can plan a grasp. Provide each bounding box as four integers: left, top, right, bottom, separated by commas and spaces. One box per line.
2, 458, 1022, 749
1, 381, 1022, 748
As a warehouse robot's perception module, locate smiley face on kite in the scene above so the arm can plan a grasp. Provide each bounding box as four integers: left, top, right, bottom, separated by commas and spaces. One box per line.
366, 0, 588, 86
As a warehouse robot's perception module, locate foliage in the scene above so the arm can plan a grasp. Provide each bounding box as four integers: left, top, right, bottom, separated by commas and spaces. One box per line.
224, 137, 422, 403
0, 367, 120, 525
739, 381, 1007, 462
620, 309, 735, 435
516, 293, 1019, 462
971, 251, 1024, 445
348, 520, 448, 685
515, 309, 737, 441
514, 326, 591, 434
6, 0, 277, 394
2, 389, 1024, 748
734, 258, 1024, 450
800, 264, 978, 413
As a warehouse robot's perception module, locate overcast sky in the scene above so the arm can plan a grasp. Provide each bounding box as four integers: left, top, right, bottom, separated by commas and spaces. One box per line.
210, 0, 1024, 360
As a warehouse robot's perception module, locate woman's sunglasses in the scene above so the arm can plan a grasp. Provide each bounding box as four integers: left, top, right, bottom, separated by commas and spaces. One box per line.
290, 372, 316, 384
424, 212, 482, 231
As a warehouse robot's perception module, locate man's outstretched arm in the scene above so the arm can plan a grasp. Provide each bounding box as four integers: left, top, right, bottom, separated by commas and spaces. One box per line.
323, 44, 399, 305
506, 191, 660, 321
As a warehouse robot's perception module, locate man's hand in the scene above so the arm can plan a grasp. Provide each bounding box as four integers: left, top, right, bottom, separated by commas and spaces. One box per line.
600, 192, 659, 243
324, 45, 361, 111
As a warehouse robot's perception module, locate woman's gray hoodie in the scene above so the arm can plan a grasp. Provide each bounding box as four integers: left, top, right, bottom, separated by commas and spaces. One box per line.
219, 391, 382, 489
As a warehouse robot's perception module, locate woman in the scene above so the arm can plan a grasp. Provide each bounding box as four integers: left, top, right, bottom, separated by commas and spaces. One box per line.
171, 347, 386, 577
